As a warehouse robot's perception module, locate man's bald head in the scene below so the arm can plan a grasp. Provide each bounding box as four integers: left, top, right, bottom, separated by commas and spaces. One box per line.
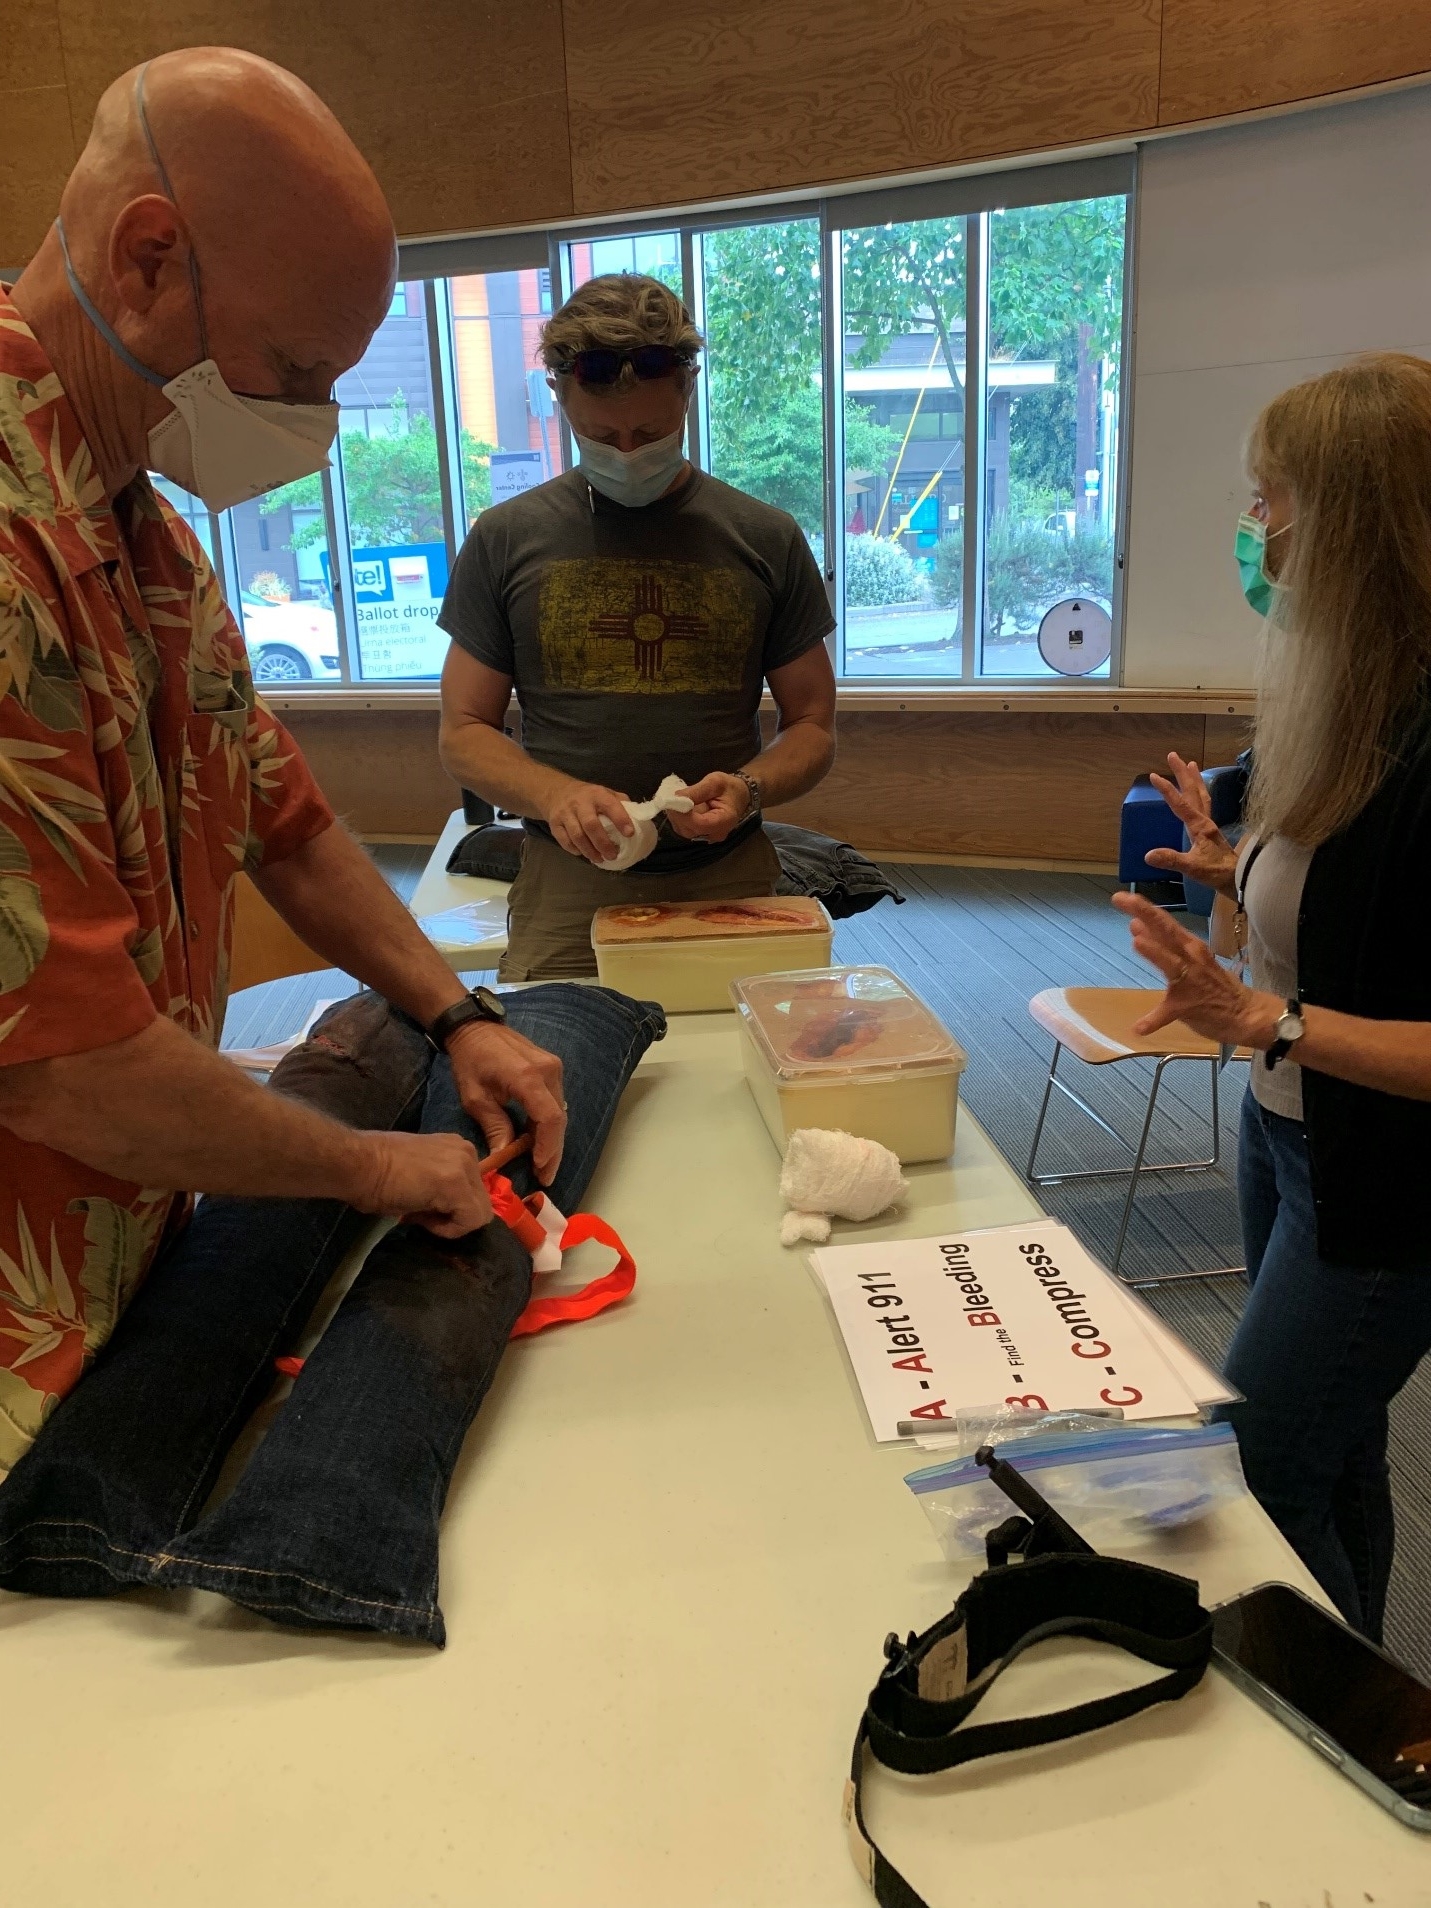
60, 48, 396, 404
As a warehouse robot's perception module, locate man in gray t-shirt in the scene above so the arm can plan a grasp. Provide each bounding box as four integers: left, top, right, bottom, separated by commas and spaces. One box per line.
438, 273, 837, 981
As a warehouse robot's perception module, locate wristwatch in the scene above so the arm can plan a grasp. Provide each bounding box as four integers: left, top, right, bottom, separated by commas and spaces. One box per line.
425, 985, 507, 1052
1264, 996, 1306, 1070
734, 769, 763, 821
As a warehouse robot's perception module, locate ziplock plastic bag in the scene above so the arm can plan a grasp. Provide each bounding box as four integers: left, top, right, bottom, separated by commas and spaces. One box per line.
917, 1403, 1125, 1457
905, 1421, 1248, 1558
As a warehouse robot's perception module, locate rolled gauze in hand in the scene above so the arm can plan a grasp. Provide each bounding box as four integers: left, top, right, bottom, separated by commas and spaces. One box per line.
778, 1127, 908, 1246
597, 773, 695, 872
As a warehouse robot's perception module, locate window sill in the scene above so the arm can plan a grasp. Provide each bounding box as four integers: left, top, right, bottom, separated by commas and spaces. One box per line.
822, 685, 1253, 713
263, 687, 446, 712
263, 684, 1255, 716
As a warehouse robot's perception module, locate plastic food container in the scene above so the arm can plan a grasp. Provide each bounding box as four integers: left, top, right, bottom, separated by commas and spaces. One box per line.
731, 965, 966, 1161
591, 895, 833, 1013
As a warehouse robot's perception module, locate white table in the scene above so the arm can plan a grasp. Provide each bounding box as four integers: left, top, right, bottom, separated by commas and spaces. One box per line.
410, 808, 508, 970
3, 1015, 1425, 1906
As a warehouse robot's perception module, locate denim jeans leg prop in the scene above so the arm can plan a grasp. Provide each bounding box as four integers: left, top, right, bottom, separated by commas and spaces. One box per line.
157, 985, 665, 1642
1215, 1092, 1431, 1639
0, 993, 430, 1599
441, 984, 668, 1213
155, 1217, 534, 1642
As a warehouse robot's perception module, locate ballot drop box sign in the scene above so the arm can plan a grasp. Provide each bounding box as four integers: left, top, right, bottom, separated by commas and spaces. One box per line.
810, 1222, 1199, 1441
325, 542, 452, 680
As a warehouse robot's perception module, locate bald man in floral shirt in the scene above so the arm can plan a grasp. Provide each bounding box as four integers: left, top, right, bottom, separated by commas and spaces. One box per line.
0, 50, 565, 1478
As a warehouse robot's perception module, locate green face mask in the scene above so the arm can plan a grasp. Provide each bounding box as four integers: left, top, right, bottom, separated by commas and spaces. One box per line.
1235, 513, 1282, 617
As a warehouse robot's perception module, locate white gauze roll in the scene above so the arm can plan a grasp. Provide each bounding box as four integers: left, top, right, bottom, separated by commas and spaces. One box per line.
778, 1127, 908, 1247
597, 773, 695, 872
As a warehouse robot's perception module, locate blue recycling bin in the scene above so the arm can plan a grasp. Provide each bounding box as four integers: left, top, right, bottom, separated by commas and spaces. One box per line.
1118, 777, 1184, 886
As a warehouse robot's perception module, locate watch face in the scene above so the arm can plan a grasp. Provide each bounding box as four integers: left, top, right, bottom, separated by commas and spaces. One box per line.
474, 985, 507, 1023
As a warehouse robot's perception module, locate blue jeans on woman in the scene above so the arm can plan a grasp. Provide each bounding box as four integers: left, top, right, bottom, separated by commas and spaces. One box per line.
1217, 1089, 1431, 1640
0, 984, 664, 1644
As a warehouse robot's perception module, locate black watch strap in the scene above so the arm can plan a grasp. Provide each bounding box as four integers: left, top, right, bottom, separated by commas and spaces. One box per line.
1264, 994, 1304, 1071
426, 986, 506, 1052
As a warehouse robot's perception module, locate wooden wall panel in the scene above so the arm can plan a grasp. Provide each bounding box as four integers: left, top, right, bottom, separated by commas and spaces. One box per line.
10, 0, 1431, 267
2, 6, 76, 265
13, 0, 70, 88
0, 86, 76, 266
280, 708, 461, 840
41, 0, 570, 251
766, 711, 1205, 862
282, 705, 1210, 865
562, 0, 1162, 213
1202, 715, 1251, 767
1158, 0, 1431, 125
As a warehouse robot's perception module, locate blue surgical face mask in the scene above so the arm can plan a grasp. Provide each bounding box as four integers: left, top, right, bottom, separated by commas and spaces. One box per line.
575, 426, 688, 508
1234, 512, 1292, 617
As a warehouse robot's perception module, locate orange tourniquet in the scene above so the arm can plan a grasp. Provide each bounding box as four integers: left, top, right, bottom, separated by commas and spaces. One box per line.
482, 1172, 636, 1338
273, 1177, 636, 1379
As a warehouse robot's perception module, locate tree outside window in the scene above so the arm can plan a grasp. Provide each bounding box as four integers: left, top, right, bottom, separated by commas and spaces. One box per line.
700, 219, 898, 546
978, 196, 1125, 676
263, 397, 495, 551
225, 194, 1127, 687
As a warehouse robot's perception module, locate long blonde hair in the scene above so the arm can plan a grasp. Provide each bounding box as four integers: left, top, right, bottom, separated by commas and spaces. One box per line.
1246, 352, 1431, 846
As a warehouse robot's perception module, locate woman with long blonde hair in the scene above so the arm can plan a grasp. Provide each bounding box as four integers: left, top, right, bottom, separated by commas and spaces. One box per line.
1117, 352, 1431, 1640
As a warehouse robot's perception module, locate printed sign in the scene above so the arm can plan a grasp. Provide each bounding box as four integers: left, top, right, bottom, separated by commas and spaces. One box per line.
324, 541, 452, 680
809, 1221, 1200, 1442
490, 451, 546, 505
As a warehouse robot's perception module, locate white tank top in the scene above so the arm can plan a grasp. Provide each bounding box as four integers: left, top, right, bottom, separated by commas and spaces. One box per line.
1237, 832, 1313, 1121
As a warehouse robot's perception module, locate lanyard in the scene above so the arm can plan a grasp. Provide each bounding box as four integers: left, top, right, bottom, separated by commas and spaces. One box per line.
1232, 835, 1267, 966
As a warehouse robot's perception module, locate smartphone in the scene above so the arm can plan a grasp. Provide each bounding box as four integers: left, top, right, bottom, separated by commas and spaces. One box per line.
1212, 1581, 1431, 1830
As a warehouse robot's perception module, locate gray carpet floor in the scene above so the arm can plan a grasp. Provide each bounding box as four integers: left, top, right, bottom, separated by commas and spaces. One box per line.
223, 845, 1431, 1678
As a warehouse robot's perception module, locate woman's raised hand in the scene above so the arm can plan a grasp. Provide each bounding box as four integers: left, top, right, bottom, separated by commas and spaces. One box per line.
1150, 752, 1211, 827
1142, 752, 1240, 898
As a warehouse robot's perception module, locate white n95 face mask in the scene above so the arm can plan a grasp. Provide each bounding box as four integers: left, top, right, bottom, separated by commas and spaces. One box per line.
57, 216, 337, 513
575, 426, 688, 508
144, 365, 338, 512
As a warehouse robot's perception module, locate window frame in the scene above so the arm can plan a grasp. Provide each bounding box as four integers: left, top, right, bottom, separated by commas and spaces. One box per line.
219, 158, 1137, 695
824, 154, 1135, 686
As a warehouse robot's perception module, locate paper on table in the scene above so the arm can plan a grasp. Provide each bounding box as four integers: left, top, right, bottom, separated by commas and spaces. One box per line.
1119, 1278, 1241, 1408
808, 1219, 1201, 1442
417, 899, 508, 950
906, 1312, 1236, 1443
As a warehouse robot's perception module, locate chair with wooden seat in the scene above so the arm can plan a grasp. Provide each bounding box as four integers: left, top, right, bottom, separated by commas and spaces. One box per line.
221, 875, 335, 1072
229, 873, 330, 994
1026, 894, 1249, 1284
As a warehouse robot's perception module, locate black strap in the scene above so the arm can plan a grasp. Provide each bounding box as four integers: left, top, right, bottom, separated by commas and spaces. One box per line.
1234, 834, 1266, 914
843, 1554, 1213, 1907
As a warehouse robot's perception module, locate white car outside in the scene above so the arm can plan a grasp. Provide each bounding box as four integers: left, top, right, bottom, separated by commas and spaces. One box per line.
241, 596, 342, 684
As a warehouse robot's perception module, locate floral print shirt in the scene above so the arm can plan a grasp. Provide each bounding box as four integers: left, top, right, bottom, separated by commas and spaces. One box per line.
0, 290, 333, 1474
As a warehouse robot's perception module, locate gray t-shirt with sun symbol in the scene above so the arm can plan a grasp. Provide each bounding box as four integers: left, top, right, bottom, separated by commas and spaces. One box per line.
438, 467, 833, 871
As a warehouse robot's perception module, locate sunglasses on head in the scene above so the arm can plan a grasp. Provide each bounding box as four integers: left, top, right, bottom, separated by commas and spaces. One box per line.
552, 344, 696, 387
